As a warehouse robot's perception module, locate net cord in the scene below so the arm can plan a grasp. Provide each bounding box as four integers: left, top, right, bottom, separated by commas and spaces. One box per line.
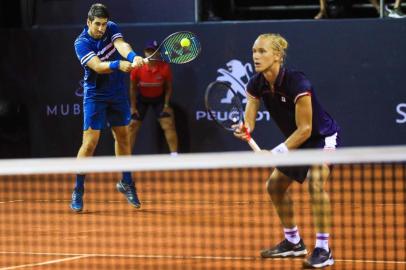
0, 145, 405, 175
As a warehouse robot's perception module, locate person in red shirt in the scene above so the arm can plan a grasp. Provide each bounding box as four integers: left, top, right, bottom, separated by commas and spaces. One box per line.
129, 40, 178, 155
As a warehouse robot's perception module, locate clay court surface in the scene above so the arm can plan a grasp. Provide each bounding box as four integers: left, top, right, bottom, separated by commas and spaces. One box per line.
0, 164, 405, 269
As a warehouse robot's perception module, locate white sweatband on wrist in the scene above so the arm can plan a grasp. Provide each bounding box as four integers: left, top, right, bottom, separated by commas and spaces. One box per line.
271, 143, 289, 154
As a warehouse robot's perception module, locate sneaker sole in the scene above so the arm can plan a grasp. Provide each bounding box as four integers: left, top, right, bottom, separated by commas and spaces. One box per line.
303, 258, 334, 268
131, 203, 141, 209
261, 249, 308, 258
70, 205, 83, 213
118, 191, 141, 208
124, 197, 141, 208
117, 184, 141, 209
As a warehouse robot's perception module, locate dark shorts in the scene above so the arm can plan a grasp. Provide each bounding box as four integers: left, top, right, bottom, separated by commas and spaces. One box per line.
277, 132, 340, 183
132, 95, 170, 121
83, 99, 131, 130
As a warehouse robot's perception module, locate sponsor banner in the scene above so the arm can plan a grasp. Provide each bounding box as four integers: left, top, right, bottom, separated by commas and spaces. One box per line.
1, 20, 405, 157
396, 103, 406, 124
195, 59, 271, 123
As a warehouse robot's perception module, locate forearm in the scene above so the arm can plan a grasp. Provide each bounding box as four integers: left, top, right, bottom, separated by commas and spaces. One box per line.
285, 95, 312, 149
116, 41, 134, 59
87, 56, 122, 74
244, 96, 260, 131
284, 127, 311, 149
93, 61, 116, 74
113, 38, 138, 64
114, 39, 144, 68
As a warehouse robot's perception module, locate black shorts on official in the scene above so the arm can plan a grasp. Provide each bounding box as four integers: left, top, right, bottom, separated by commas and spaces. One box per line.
132, 95, 170, 121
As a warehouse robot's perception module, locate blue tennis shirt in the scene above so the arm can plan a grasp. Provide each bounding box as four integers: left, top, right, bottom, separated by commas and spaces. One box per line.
74, 21, 126, 102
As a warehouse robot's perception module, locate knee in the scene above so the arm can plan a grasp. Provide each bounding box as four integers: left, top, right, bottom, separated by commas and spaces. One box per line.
308, 167, 330, 194
112, 128, 129, 145
308, 179, 324, 197
159, 116, 175, 131
266, 178, 282, 202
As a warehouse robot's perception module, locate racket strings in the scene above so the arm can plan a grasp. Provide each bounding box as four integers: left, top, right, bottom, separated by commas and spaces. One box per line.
206, 82, 244, 131
161, 32, 201, 64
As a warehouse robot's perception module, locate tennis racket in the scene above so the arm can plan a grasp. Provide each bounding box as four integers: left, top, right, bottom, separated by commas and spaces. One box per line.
143, 31, 201, 64
204, 81, 261, 152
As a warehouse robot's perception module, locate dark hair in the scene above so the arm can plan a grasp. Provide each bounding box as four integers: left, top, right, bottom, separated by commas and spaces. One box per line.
88, 3, 109, 21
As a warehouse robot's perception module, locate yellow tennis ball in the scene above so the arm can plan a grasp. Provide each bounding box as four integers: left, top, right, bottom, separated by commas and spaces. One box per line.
180, 38, 191, 47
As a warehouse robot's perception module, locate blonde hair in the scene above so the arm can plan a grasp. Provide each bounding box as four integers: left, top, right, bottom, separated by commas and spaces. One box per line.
258, 33, 289, 63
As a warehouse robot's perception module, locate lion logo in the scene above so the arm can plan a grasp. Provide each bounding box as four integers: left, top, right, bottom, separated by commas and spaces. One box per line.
216, 59, 254, 104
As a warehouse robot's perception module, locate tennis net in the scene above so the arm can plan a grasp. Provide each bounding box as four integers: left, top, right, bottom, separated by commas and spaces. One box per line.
0, 146, 405, 270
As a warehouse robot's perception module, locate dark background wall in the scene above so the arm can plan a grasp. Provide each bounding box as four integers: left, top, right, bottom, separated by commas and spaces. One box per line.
33, 0, 196, 25
0, 1, 405, 158
1, 19, 405, 158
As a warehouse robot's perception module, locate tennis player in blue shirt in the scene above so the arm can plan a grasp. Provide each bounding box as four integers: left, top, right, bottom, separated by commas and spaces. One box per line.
234, 33, 340, 269
71, 3, 144, 212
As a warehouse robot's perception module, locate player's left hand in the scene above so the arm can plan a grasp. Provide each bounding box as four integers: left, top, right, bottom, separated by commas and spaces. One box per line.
232, 123, 250, 142
131, 56, 144, 68
119, 61, 133, 72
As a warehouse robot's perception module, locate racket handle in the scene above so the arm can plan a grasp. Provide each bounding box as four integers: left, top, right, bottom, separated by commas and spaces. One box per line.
248, 138, 261, 152
131, 58, 150, 68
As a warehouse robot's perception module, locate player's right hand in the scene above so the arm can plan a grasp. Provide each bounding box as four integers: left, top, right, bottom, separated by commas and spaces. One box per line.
131, 56, 144, 68
119, 60, 133, 73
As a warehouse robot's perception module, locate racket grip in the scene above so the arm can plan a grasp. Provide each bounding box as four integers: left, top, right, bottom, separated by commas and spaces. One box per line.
248, 138, 261, 152
132, 58, 149, 67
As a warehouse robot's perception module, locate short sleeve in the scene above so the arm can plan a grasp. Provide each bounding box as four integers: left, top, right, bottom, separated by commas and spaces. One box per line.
246, 76, 260, 99
108, 21, 123, 42
287, 71, 312, 103
74, 38, 96, 67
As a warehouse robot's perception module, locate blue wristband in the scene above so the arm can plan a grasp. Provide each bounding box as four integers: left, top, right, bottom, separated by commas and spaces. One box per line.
109, 60, 120, 70
126, 51, 137, 62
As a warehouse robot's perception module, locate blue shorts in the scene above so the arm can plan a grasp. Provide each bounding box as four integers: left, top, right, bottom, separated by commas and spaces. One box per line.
83, 99, 131, 130
277, 132, 341, 183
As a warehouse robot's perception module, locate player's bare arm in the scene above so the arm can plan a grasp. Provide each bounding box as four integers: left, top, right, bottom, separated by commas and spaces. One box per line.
85, 55, 132, 74
284, 95, 313, 149
113, 38, 144, 67
245, 94, 260, 132
85, 56, 113, 74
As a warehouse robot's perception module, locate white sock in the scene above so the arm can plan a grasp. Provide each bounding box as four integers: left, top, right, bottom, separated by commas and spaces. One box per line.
284, 226, 301, 244
170, 152, 178, 157
315, 233, 329, 251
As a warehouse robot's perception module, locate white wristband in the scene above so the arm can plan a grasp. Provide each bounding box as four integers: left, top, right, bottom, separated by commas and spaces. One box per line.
271, 143, 289, 154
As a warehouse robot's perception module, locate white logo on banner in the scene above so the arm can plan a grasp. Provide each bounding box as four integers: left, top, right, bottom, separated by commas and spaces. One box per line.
196, 59, 270, 121
46, 80, 83, 117
216, 59, 253, 104
396, 103, 406, 124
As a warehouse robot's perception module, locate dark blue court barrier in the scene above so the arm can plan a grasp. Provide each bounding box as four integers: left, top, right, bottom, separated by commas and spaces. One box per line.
0, 19, 405, 157
33, 0, 196, 25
